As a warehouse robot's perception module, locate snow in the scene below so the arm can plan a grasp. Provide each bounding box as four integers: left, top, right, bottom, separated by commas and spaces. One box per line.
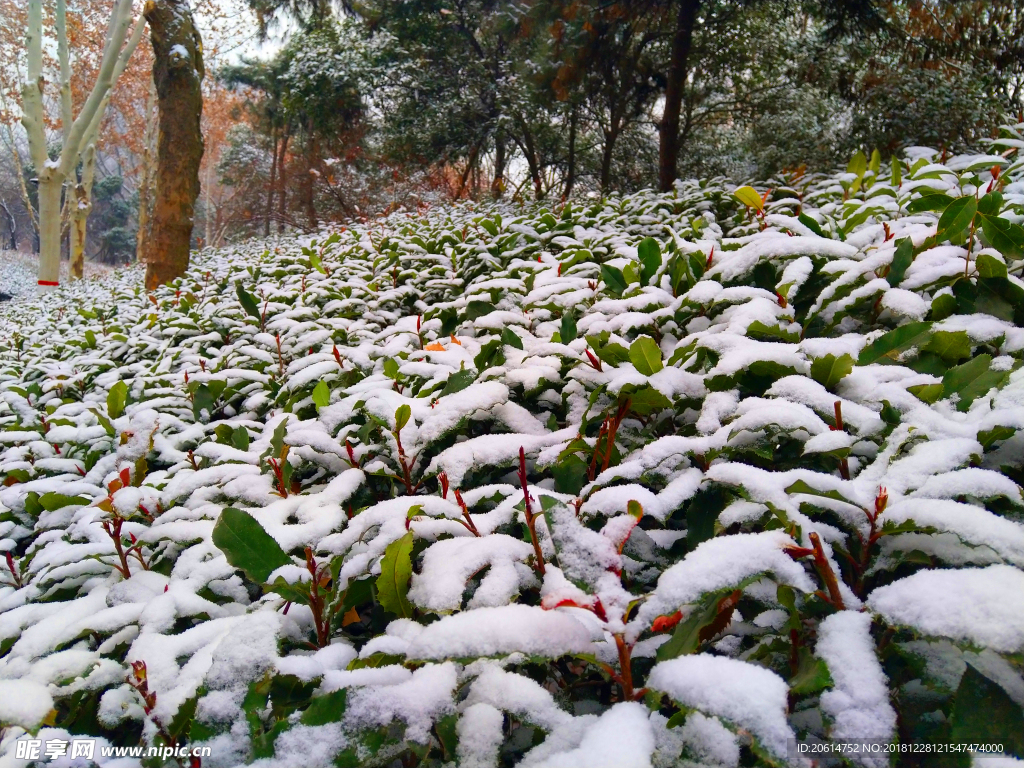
345, 662, 457, 743
816, 611, 896, 763
408, 534, 535, 612
0, 678, 54, 728
867, 565, 1024, 653
525, 702, 656, 768
648, 655, 794, 759
400, 604, 596, 660
637, 531, 815, 630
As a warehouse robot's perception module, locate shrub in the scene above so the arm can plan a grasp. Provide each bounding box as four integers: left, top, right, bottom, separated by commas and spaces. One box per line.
1, 124, 1023, 767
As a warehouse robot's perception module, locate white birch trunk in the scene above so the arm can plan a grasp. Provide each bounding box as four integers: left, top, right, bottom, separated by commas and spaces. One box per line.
20, 0, 141, 291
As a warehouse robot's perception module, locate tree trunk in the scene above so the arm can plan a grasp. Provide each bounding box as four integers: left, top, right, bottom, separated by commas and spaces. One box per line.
36, 180, 63, 286
304, 119, 318, 229
563, 105, 578, 200
0, 200, 16, 250
265, 126, 278, 237
277, 131, 290, 234
203, 154, 214, 248
70, 184, 90, 278
520, 124, 543, 201
658, 0, 701, 193
492, 131, 506, 199
143, 0, 204, 290
600, 128, 618, 194
136, 77, 157, 260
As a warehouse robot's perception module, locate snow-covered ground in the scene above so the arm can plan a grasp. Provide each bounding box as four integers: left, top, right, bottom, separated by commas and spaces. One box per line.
0, 249, 118, 300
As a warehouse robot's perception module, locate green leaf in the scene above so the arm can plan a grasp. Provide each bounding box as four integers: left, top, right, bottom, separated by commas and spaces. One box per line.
501, 327, 523, 350
38, 492, 90, 511
798, 213, 826, 238
309, 251, 326, 275
977, 191, 1002, 217
592, 341, 630, 366
266, 576, 311, 605
906, 193, 953, 213
930, 293, 957, 321
908, 383, 944, 404
383, 358, 400, 380
622, 262, 639, 286
978, 212, 1024, 258
887, 238, 914, 287
84, 329, 97, 349
976, 253, 1008, 279
168, 694, 198, 741
978, 426, 1015, 450
269, 418, 288, 458
655, 586, 742, 661
106, 380, 128, 420
785, 480, 859, 508
936, 195, 977, 242
439, 308, 459, 337
618, 384, 671, 416
235, 281, 262, 322
212, 507, 292, 584
746, 321, 799, 344
944, 354, 1008, 411
560, 311, 578, 344
552, 455, 588, 495
880, 400, 901, 425
311, 380, 330, 409
868, 148, 881, 175
922, 330, 971, 365
949, 664, 1024, 756
435, 713, 459, 760
474, 338, 504, 370
601, 264, 627, 297
810, 354, 854, 391
438, 368, 475, 399
394, 404, 412, 432
847, 150, 867, 178
890, 155, 902, 186
688, 252, 706, 281
376, 531, 414, 618
638, 237, 662, 286
464, 300, 496, 321
629, 336, 663, 376
686, 486, 729, 549
300, 689, 347, 726
790, 652, 833, 695
733, 185, 763, 212
857, 321, 933, 365
192, 383, 214, 422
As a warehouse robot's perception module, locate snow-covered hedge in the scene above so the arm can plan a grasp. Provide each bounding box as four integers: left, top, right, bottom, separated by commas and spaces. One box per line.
2, 129, 1024, 767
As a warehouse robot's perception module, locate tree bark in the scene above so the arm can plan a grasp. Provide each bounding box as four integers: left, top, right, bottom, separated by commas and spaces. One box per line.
136, 77, 157, 260
564, 105, 578, 200
304, 119, 318, 229
265, 126, 278, 237
491, 130, 506, 199
519, 123, 543, 201
0, 200, 16, 250
70, 152, 94, 279
143, 0, 204, 290
36, 180, 63, 286
658, 0, 701, 193
600, 128, 618, 194
277, 130, 290, 234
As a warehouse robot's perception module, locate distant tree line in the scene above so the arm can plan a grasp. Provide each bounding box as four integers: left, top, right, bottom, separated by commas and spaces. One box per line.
205, 0, 1022, 238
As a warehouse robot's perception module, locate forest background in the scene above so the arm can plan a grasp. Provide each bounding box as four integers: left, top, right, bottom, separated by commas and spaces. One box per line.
0, 0, 1021, 264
